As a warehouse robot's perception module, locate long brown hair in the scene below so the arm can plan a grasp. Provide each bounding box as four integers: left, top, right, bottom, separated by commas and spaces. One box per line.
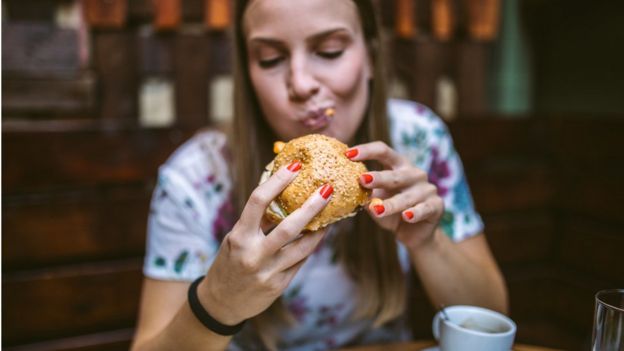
230, 0, 406, 347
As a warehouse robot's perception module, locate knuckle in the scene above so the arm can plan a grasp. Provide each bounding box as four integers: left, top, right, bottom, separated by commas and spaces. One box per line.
371, 140, 385, 149
267, 279, 284, 294
257, 273, 280, 293
274, 169, 291, 182
426, 183, 438, 196
239, 256, 259, 272
274, 223, 299, 241
249, 190, 270, 208
392, 172, 402, 187
225, 233, 244, 251
302, 198, 324, 213
417, 169, 428, 182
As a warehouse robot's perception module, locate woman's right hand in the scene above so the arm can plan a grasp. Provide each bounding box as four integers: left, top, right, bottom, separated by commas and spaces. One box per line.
196, 161, 333, 326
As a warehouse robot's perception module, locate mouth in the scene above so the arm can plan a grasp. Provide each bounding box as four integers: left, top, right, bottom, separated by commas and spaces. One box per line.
300, 107, 335, 130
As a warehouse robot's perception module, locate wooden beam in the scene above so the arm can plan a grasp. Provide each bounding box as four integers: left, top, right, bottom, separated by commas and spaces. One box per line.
3, 260, 142, 345
2, 75, 96, 117
3, 184, 150, 271
2, 126, 192, 192
92, 31, 139, 120
83, 0, 128, 28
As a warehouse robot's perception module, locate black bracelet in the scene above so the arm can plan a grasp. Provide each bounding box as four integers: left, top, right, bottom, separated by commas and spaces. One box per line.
187, 275, 246, 336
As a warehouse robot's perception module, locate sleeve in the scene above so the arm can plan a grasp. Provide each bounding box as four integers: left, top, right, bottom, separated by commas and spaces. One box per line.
143, 133, 234, 281
426, 117, 484, 242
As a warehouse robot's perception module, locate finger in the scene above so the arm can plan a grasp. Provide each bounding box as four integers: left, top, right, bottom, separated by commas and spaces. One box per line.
239, 161, 302, 230
402, 198, 445, 223
279, 255, 310, 289
345, 141, 405, 168
370, 183, 437, 218
263, 184, 333, 253
359, 168, 427, 191
274, 228, 326, 271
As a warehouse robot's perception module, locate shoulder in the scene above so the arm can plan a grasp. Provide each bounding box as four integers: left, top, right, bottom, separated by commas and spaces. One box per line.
387, 98, 448, 133
387, 99, 450, 167
163, 129, 229, 172
156, 129, 232, 222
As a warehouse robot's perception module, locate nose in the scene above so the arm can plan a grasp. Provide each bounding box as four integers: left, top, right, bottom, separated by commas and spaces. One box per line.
287, 57, 320, 101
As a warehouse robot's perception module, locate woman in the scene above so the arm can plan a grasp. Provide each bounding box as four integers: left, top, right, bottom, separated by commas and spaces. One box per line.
131, 0, 508, 350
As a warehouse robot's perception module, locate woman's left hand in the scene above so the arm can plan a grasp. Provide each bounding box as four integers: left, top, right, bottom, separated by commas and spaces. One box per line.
346, 142, 445, 250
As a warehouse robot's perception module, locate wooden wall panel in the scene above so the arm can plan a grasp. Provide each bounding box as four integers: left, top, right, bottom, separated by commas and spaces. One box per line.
3, 329, 133, 351
449, 118, 547, 165
3, 261, 143, 346
484, 212, 555, 265
174, 33, 210, 128
2, 23, 81, 76
127, 0, 204, 23
556, 172, 623, 221
2, 75, 96, 117
92, 32, 138, 121
3, 184, 150, 270
548, 117, 624, 169
2, 126, 191, 193
3, 0, 58, 22
556, 216, 624, 282
468, 163, 554, 214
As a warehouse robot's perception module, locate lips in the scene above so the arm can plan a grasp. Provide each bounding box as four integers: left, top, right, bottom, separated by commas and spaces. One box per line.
300, 107, 334, 130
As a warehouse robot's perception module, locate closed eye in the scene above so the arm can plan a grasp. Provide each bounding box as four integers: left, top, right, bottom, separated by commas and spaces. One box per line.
317, 50, 344, 59
258, 56, 284, 68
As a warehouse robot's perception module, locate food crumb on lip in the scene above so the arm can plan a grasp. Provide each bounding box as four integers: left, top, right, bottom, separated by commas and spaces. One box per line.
324, 107, 335, 118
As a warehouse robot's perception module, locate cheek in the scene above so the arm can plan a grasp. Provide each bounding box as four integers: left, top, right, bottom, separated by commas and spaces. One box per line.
249, 67, 285, 113
329, 53, 369, 97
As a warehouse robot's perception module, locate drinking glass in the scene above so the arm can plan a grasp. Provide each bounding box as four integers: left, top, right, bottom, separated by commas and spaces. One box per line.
592, 289, 624, 351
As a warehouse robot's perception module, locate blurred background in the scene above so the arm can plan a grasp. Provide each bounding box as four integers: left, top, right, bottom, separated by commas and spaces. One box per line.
2, 0, 623, 350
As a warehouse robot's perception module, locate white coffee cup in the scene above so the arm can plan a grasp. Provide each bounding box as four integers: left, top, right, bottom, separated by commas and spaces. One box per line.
432, 305, 516, 351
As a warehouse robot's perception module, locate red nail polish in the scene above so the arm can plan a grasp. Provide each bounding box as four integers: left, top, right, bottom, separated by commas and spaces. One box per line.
345, 148, 358, 159
319, 184, 334, 199
404, 210, 414, 220
362, 173, 373, 184
373, 204, 385, 215
287, 160, 302, 172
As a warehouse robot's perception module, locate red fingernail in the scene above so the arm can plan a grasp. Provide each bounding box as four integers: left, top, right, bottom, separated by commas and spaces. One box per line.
361, 173, 373, 184
319, 184, 334, 199
373, 204, 385, 215
287, 160, 302, 172
404, 210, 414, 220
345, 148, 358, 159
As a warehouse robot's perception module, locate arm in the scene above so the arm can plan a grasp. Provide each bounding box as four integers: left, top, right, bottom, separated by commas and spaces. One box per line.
131, 279, 232, 351
132, 163, 332, 350
346, 141, 508, 315
409, 230, 508, 314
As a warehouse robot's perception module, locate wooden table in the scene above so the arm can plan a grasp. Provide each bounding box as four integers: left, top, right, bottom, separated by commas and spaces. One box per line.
338, 340, 562, 351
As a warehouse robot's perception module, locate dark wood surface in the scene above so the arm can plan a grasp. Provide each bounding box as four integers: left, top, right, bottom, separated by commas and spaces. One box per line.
3, 261, 142, 345
93, 31, 139, 121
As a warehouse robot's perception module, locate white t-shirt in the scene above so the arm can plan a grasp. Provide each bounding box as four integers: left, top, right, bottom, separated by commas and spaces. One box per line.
144, 99, 484, 350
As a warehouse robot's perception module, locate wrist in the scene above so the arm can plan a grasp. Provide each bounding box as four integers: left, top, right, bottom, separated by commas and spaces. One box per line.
197, 277, 246, 326
407, 227, 442, 255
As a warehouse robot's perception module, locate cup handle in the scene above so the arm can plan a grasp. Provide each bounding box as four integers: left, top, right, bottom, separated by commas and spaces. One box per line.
432, 312, 441, 341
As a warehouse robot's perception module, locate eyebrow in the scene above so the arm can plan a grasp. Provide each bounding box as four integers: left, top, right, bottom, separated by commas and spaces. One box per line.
248, 27, 352, 47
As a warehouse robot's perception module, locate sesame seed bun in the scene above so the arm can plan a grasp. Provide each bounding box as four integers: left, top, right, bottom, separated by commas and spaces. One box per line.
259, 134, 371, 231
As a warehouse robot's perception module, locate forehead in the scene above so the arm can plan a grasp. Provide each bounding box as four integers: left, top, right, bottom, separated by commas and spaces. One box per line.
243, 0, 362, 39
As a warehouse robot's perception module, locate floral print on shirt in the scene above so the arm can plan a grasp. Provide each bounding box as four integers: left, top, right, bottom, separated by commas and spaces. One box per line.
144, 99, 484, 350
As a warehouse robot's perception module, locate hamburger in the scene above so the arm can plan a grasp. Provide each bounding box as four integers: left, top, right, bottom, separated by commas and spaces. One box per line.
259, 134, 371, 231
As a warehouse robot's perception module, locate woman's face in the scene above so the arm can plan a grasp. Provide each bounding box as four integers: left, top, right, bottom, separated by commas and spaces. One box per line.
244, 0, 371, 143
